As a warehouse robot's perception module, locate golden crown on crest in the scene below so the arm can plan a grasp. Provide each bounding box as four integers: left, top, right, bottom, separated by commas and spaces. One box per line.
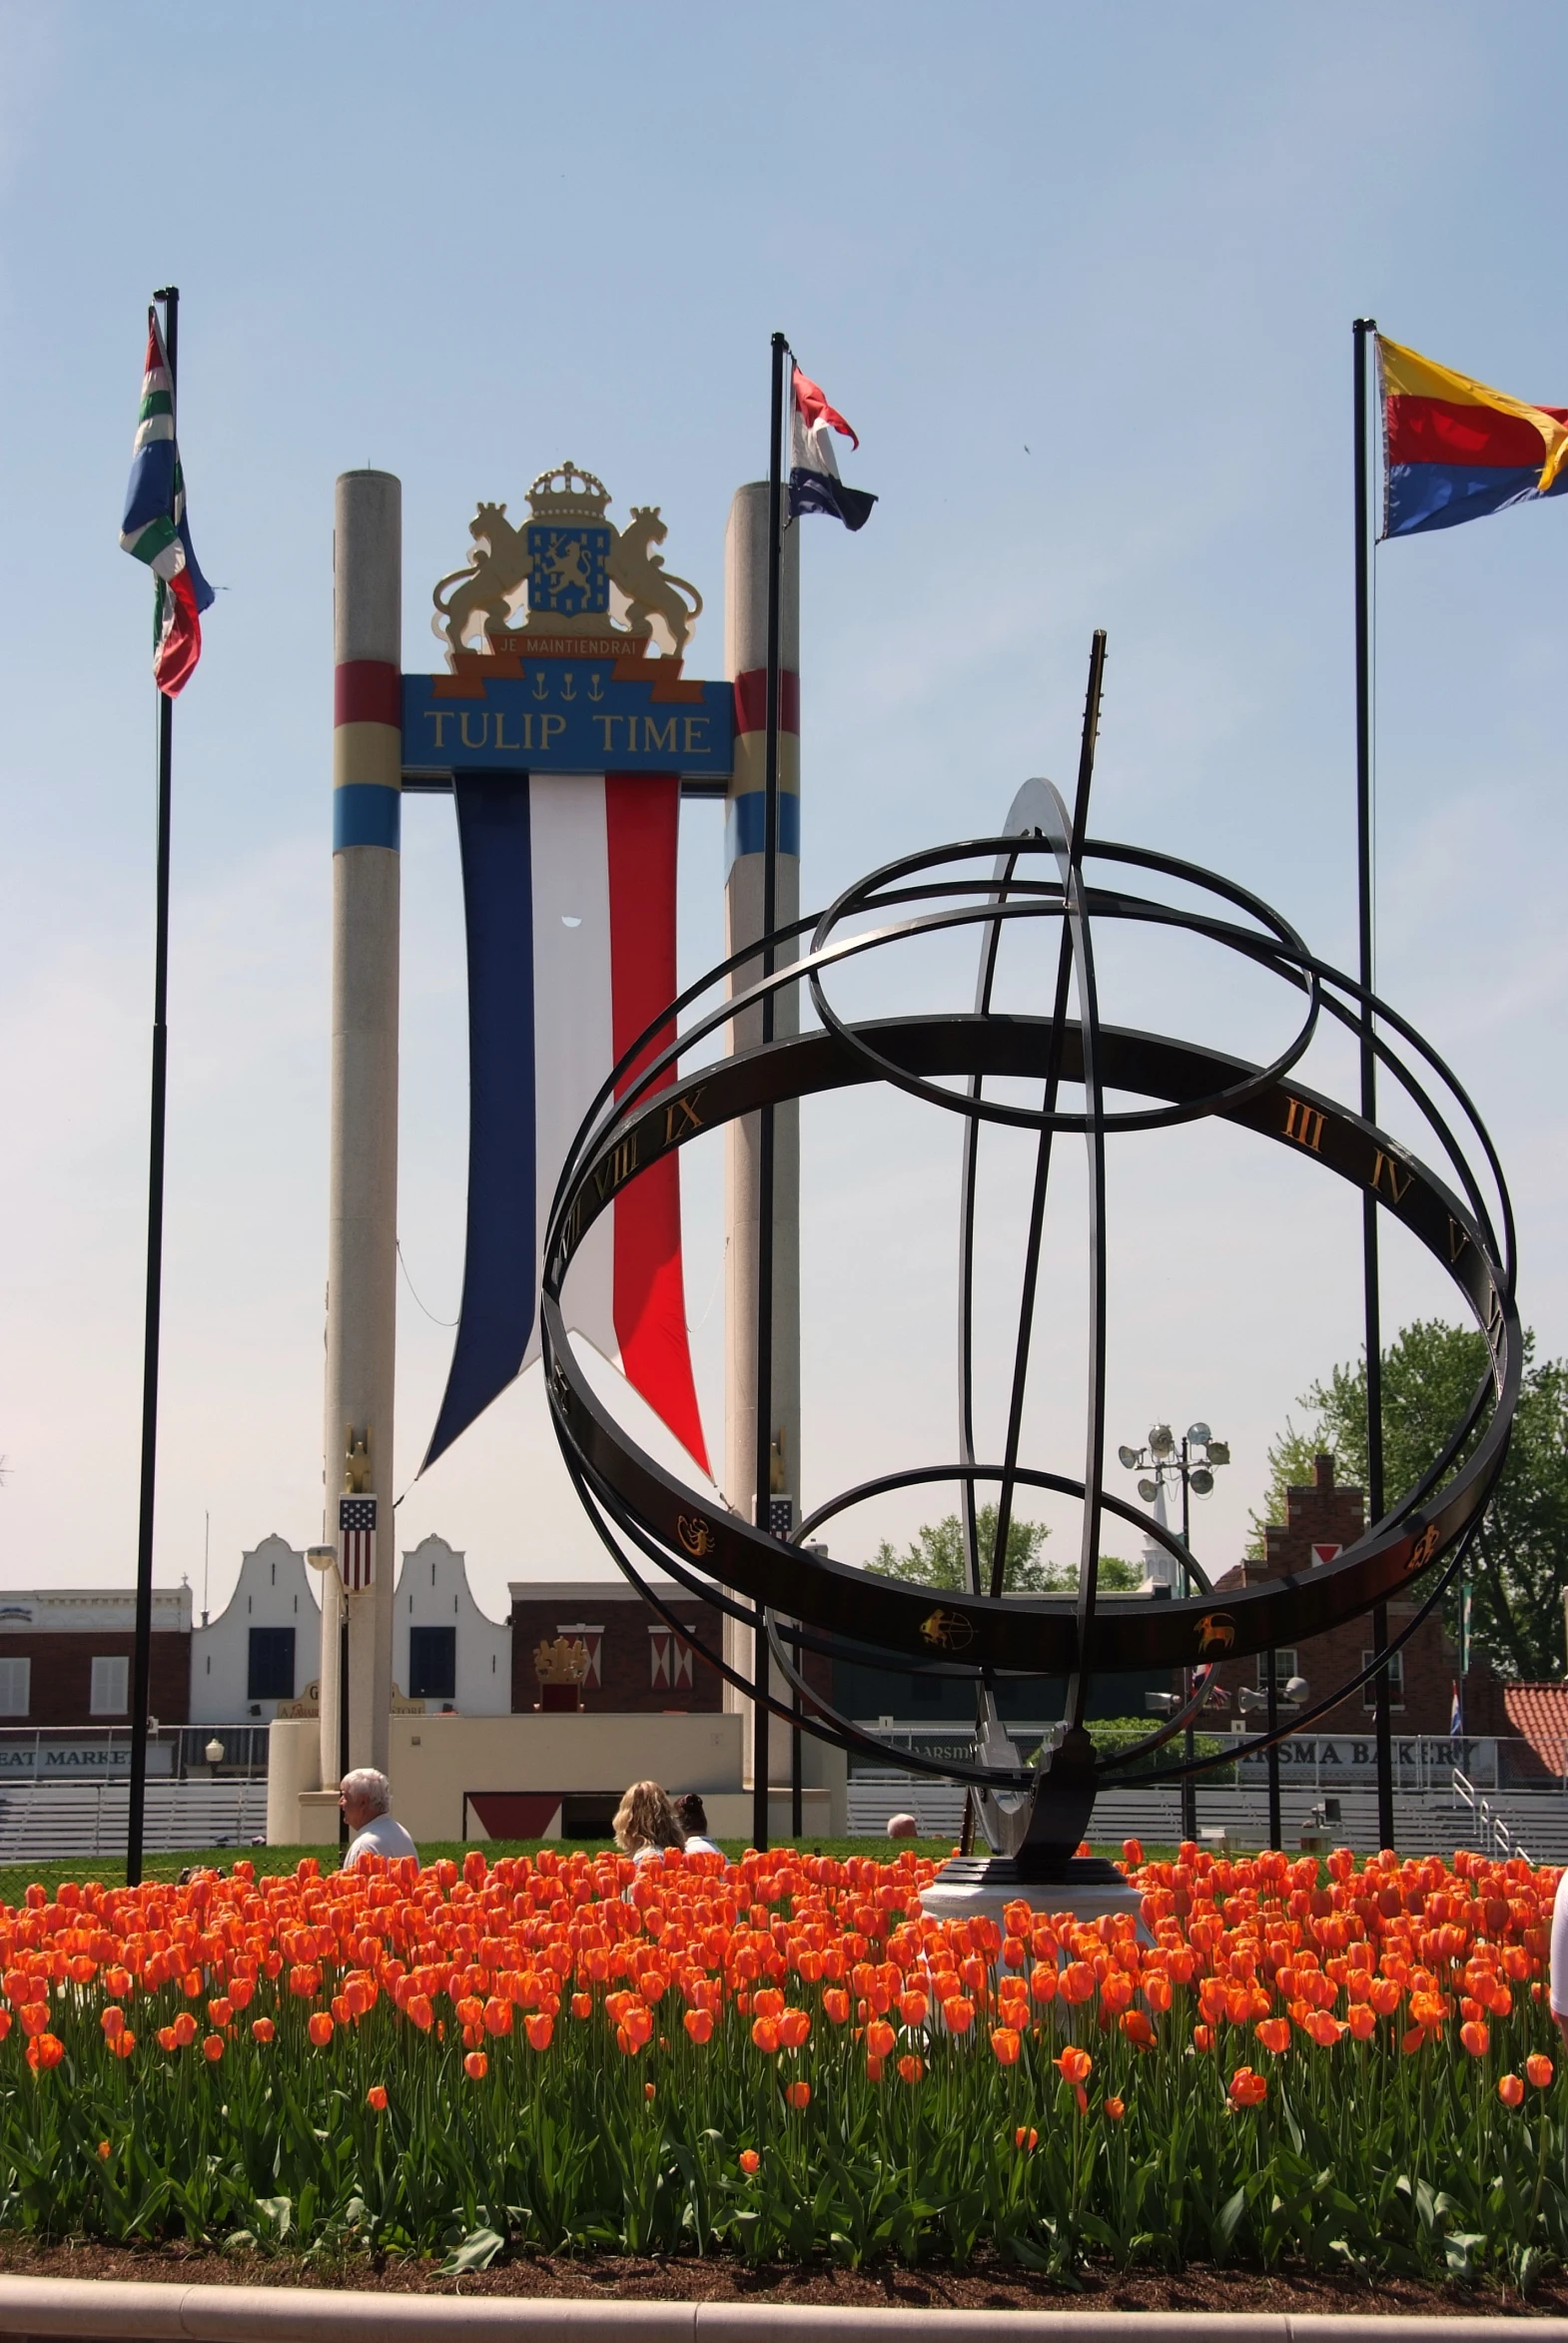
525, 462, 612, 526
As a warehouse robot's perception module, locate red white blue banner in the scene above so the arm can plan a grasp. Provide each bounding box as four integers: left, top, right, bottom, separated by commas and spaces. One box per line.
421, 772, 708, 1479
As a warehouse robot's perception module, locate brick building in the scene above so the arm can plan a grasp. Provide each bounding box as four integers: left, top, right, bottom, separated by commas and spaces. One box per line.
1207, 1453, 1498, 1732
0, 1589, 193, 1729
507, 1579, 833, 1719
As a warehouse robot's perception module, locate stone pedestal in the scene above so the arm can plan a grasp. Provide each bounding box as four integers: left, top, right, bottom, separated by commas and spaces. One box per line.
918, 1855, 1150, 1940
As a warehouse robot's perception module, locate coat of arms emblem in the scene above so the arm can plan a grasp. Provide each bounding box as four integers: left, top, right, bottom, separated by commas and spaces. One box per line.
432, 462, 703, 663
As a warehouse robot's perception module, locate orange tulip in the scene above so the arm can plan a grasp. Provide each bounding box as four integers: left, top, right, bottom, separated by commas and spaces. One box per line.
251, 2017, 276, 2044
991, 2026, 1022, 2065
943, 1995, 976, 2035
1227, 2066, 1267, 2107
524, 2013, 553, 2051
1527, 2052, 1554, 2088
1459, 2018, 1489, 2058
823, 1987, 851, 2025
172, 2011, 197, 2048
18, 2004, 48, 2038
110, 2028, 136, 2059
751, 2015, 781, 2053
1498, 2071, 1525, 2106
785, 2079, 810, 2110
1255, 2016, 1290, 2056
1120, 2009, 1157, 2051
1105, 2095, 1126, 2121
202, 2033, 224, 2063
25, 2033, 64, 2070
100, 2006, 127, 2041
1055, 2044, 1093, 2084
1059, 1961, 1096, 2005
1347, 2003, 1377, 2041
1192, 2022, 1215, 2053
778, 2007, 811, 2049
571, 1992, 593, 2019
897, 2052, 925, 2084
739, 2149, 761, 2174
865, 2052, 885, 2081
1015, 2124, 1039, 2150
463, 2050, 488, 2080
367, 2084, 389, 2111
308, 2011, 335, 2047
866, 2018, 896, 2059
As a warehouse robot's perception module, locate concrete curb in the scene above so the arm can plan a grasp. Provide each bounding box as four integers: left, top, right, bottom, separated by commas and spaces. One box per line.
0, 2277, 1564, 2339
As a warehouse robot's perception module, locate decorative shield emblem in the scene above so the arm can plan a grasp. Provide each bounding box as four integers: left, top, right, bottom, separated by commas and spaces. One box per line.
526, 523, 611, 618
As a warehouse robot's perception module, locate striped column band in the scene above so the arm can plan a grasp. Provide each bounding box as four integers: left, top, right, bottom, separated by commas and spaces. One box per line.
724, 667, 799, 874
333, 660, 401, 851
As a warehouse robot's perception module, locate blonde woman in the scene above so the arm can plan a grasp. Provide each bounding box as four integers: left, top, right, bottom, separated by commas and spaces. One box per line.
613, 1779, 685, 1866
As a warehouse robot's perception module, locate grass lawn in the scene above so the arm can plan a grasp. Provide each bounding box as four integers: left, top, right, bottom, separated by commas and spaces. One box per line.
0, 1837, 1180, 1903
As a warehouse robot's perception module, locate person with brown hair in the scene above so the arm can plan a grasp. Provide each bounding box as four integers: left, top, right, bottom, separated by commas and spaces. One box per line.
613, 1779, 685, 1865
674, 1792, 720, 1856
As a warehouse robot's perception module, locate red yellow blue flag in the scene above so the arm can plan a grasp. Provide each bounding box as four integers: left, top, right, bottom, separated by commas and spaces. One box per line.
1379, 336, 1568, 539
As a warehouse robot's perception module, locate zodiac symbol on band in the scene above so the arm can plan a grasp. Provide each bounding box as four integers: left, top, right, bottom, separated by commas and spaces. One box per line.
677, 1514, 715, 1558
1194, 1611, 1236, 1656
919, 1607, 976, 1651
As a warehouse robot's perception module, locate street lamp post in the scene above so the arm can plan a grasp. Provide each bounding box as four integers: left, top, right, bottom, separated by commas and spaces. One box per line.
1119, 1421, 1230, 1847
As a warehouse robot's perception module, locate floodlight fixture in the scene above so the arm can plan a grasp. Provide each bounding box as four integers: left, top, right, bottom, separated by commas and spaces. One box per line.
1237, 1686, 1268, 1713
1144, 1691, 1179, 1716
1187, 1421, 1211, 1446
1138, 1477, 1159, 1503
1283, 1676, 1309, 1704
1206, 1440, 1230, 1467
1189, 1466, 1214, 1498
1117, 1444, 1141, 1470
1149, 1423, 1176, 1458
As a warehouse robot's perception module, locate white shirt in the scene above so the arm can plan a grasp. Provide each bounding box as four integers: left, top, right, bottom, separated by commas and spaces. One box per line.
1551, 1870, 1568, 2013
344, 1813, 418, 1869
682, 1834, 721, 1857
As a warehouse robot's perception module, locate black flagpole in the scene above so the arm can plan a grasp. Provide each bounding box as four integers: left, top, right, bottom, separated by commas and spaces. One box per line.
1353, 315, 1395, 1854
752, 330, 788, 1853
126, 285, 180, 1889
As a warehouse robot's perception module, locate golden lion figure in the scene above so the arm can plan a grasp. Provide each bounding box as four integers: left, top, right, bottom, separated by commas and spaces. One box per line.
606, 507, 702, 658
431, 502, 530, 655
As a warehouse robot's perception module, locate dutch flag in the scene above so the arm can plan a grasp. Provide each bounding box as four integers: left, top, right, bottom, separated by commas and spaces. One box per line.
789, 365, 876, 531
119, 311, 214, 696
422, 770, 709, 1481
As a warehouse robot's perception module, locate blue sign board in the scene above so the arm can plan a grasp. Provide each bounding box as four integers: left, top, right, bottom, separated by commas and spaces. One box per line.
401, 663, 734, 782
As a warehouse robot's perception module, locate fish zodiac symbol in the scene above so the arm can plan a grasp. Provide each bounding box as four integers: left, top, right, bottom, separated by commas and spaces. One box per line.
919, 1607, 976, 1652
1194, 1611, 1236, 1656
677, 1514, 714, 1558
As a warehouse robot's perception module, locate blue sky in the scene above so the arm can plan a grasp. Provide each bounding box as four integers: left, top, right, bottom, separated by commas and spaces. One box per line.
1, 2, 1564, 1627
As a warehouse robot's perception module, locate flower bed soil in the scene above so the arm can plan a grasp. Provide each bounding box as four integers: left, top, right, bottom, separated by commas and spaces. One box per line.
0, 2237, 1563, 2320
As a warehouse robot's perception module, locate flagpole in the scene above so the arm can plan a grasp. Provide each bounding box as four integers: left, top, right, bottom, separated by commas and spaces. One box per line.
752, 329, 788, 1853
1353, 315, 1395, 1854
126, 285, 179, 1889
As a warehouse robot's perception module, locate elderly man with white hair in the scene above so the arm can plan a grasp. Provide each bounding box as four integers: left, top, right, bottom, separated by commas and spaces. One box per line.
339, 1767, 418, 1869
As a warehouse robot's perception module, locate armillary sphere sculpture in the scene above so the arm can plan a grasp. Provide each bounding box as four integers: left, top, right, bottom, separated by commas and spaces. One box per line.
543, 634, 1519, 1892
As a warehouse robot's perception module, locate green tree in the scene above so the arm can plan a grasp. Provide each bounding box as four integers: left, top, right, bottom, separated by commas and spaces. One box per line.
870, 1504, 1144, 1595
1250, 1317, 1568, 1679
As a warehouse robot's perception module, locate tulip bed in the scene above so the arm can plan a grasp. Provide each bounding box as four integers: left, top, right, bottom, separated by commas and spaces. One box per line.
0, 1841, 1565, 2283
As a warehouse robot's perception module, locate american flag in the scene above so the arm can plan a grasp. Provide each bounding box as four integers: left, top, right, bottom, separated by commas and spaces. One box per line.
339, 1495, 377, 1593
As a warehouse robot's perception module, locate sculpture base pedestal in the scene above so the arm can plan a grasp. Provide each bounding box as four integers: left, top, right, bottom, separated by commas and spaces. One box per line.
918, 1855, 1148, 1937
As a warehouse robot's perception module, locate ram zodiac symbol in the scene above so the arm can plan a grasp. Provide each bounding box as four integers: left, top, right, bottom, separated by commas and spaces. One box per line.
1194, 1611, 1237, 1656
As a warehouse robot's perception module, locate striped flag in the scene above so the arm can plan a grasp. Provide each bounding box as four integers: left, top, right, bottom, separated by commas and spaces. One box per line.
421, 770, 708, 1480
338, 1494, 378, 1593
1379, 336, 1568, 539
120, 310, 214, 694
788, 365, 876, 531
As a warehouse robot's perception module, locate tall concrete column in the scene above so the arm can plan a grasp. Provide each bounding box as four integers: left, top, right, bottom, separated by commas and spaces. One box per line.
722, 485, 800, 1781
324, 469, 401, 1783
